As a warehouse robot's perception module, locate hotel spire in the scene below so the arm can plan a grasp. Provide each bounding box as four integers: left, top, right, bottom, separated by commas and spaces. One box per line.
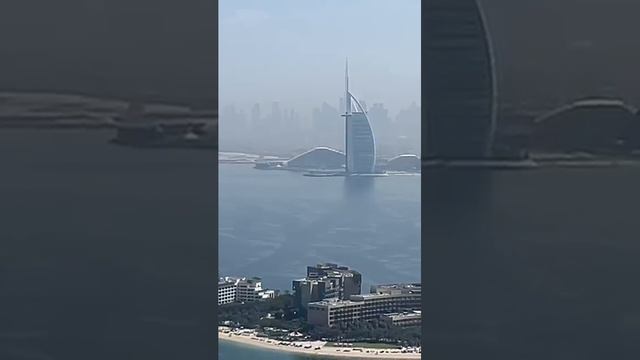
345, 57, 351, 116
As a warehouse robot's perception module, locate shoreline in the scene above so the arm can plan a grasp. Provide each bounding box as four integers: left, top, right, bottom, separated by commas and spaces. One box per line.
220, 157, 640, 171
218, 328, 421, 359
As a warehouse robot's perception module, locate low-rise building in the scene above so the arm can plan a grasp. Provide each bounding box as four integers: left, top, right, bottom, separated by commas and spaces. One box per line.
307, 283, 421, 327
218, 276, 276, 305
258, 289, 277, 300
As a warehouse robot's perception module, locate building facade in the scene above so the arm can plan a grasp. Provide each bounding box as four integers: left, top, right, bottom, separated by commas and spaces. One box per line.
236, 277, 266, 302
424, 0, 497, 159
307, 288, 421, 327
218, 279, 237, 305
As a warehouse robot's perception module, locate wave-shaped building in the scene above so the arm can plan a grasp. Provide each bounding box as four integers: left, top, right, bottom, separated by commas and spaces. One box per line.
424, 0, 498, 159
532, 98, 640, 153
342, 60, 377, 174
286, 147, 345, 170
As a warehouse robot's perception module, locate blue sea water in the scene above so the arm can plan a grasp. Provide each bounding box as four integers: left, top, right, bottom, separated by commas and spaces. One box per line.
218, 164, 421, 291
219, 340, 330, 360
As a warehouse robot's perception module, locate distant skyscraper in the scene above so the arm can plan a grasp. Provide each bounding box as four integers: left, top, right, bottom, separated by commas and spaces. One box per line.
342, 59, 376, 174
286, 109, 298, 134
251, 103, 261, 128
312, 102, 341, 148
368, 103, 391, 137
424, 0, 497, 159
395, 101, 421, 152
220, 105, 236, 134
271, 101, 282, 125
359, 100, 368, 113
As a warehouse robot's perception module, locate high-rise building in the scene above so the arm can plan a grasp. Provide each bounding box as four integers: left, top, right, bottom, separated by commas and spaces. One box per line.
251, 103, 261, 129
312, 102, 341, 149
292, 279, 329, 311
359, 100, 368, 113
342, 60, 376, 174
307, 263, 362, 299
292, 263, 362, 311
368, 103, 391, 141
271, 101, 282, 128
424, 0, 497, 159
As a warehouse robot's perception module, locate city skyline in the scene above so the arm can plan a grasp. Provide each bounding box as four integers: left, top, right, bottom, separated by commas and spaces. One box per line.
221, 98, 419, 121
219, 98, 420, 155
219, 0, 420, 117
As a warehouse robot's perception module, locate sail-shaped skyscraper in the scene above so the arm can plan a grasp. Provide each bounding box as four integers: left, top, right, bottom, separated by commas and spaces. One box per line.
424, 0, 498, 159
342, 60, 377, 174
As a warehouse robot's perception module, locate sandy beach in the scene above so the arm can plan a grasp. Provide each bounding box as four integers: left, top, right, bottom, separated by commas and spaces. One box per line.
218, 327, 421, 359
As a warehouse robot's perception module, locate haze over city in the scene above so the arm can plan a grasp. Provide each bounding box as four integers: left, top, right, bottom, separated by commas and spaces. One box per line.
219, 0, 421, 155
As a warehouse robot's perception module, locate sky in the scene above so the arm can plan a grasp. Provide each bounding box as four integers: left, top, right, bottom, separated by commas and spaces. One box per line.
219, 0, 420, 116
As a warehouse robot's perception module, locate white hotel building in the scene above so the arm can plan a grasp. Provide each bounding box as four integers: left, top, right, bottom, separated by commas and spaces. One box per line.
218, 277, 276, 305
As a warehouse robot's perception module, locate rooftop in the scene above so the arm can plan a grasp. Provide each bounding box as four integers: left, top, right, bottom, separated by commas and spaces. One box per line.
382, 310, 422, 321
308, 291, 421, 308
371, 283, 422, 294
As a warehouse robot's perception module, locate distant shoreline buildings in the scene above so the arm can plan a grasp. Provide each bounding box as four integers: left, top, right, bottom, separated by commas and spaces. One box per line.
249, 62, 420, 174
296, 265, 421, 328
218, 262, 421, 329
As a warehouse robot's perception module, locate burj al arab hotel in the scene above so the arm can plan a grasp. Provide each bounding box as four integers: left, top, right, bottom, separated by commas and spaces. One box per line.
341, 60, 377, 174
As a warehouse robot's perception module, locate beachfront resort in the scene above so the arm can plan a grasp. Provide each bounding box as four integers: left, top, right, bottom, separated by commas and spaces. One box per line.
218, 263, 421, 358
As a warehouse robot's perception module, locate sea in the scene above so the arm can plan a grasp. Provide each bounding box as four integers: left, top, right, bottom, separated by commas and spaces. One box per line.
218, 163, 422, 292
219, 340, 333, 360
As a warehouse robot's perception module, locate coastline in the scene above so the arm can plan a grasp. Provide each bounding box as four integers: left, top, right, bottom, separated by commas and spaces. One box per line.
221, 154, 640, 171
218, 328, 421, 359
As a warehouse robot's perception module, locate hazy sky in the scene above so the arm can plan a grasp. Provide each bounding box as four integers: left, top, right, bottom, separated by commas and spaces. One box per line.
219, 0, 420, 116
